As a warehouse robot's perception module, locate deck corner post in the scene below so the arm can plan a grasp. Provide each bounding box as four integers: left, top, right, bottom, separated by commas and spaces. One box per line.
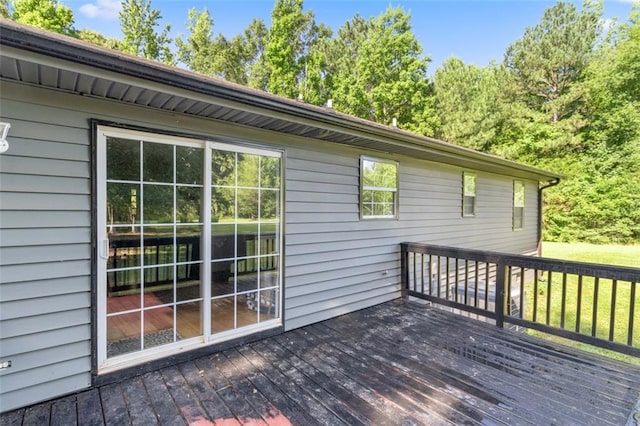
400, 243, 409, 299
495, 257, 506, 329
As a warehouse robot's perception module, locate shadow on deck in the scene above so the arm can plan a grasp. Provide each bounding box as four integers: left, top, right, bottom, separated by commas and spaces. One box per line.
2, 299, 639, 425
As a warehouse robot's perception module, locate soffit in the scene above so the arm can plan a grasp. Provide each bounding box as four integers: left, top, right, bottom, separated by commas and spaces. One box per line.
0, 21, 561, 182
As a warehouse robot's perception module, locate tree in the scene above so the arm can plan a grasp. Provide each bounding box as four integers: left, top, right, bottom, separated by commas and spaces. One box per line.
560, 4, 640, 243
176, 9, 269, 87
584, 4, 640, 151
216, 18, 269, 87
1, 0, 10, 18
433, 58, 502, 150
175, 8, 215, 75
10, 0, 75, 35
295, 21, 332, 105
504, 0, 602, 125
240, 19, 270, 89
328, 7, 435, 133
263, 0, 329, 99
511, 3, 640, 244
77, 29, 121, 49
119, 0, 174, 65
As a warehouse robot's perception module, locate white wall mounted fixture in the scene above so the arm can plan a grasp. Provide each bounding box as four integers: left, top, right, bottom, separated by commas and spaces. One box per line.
0, 122, 11, 153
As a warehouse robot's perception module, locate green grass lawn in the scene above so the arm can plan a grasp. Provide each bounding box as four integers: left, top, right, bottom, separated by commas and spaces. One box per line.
542, 242, 640, 268
523, 242, 640, 365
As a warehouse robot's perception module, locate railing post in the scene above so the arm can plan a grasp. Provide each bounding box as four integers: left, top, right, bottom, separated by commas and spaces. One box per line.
495, 257, 506, 329
400, 243, 409, 299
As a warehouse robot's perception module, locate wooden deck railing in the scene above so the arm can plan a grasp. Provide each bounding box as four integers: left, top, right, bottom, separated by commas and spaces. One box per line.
108, 233, 277, 294
400, 242, 640, 357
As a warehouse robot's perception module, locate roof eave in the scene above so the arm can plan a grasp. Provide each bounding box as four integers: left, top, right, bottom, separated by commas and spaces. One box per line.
0, 19, 561, 182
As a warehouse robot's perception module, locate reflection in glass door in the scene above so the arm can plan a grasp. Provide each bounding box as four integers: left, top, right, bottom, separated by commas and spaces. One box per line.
102, 135, 204, 360
210, 144, 281, 337
97, 127, 282, 370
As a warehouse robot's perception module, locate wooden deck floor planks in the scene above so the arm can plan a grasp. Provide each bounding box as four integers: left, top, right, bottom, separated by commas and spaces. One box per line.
2, 299, 639, 426
376, 302, 632, 425
401, 303, 639, 411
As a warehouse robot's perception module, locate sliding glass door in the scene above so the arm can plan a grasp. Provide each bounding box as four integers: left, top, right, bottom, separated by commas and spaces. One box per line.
209, 145, 281, 337
96, 127, 282, 371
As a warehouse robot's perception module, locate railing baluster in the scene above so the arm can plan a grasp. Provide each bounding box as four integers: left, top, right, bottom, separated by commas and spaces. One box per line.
413, 253, 418, 291
474, 261, 479, 308
576, 275, 583, 333
446, 257, 450, 301
454, 258, 459, 303
400, 243, 408, 298
533, 269, 538, 322
464, 260, 469, 306
546, 271, 552, 326
156, 241, 160, 282
592, 277, 599, 337
609, 279, 617, 342
507, 266, 512, 316
495, 257, 506, 328
437, 256, 442, 298
519, 267, 524, 319
561, 273, 567, 329
484, 263, 489, 310
629, 281, 636, 346
427, 254, 432, 295
421, 253, 425, 295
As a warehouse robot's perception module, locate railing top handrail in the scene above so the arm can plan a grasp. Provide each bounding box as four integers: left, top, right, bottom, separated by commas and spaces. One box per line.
401, 242, 640, 282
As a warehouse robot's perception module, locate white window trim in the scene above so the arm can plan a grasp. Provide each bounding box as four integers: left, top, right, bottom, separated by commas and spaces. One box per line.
513, 180, 525, 231
360, 156, 399, 220
462, 172, 477, 218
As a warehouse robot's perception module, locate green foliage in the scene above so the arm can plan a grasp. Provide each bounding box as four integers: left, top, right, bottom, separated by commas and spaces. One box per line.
224, 19, 270, 87
175, 9, 270, 88
1, 0, 10, 18
119, 0, 174, 65
433, 58, 502, 150
264, 0, 329, 100
504, 0, 602, 124
329, 6, 435, 132
540, 4, 640, 244
11, 0, 75, 35
175, 8, 215, 76
77, 28, 121, 49
474, 0, 640, 245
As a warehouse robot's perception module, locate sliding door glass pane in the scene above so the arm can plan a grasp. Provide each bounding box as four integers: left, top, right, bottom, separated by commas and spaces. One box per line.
143, 142, 173, 182
210, 148, 281, 337
107, 138, 139, 181
105, 135, 204, 360
176, 146, 203, 185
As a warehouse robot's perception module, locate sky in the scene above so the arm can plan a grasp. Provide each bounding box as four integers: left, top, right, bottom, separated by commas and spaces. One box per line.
66, 0, 636, 73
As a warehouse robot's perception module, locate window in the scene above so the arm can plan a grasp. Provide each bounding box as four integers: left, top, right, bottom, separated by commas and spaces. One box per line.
360, 156, 398, 219
97, 126, 283, 371
513, 180, 525, 230
462, 172, 476, 217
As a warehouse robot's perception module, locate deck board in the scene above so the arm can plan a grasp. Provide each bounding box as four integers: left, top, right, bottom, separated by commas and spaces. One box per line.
75, 389, 105, 426
138, 371, 186, 426
2, 299, 639, 426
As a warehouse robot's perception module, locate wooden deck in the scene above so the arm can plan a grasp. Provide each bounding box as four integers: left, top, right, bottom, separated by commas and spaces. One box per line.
2, 299, 639, 425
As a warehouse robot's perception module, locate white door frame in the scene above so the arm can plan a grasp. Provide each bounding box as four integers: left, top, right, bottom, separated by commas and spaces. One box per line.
96, 125, 283, 373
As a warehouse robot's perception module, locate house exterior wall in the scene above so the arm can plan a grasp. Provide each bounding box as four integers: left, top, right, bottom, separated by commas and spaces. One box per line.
0, 80, 539, 412
284, 140, 539, 330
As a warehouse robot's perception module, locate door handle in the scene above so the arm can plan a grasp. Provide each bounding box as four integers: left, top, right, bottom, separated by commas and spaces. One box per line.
100, 239, 109, 260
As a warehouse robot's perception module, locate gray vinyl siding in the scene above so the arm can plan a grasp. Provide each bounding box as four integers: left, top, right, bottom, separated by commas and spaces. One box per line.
0, 85, 93, 412
0, 80, 540, 411
283, 143, 539, 330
